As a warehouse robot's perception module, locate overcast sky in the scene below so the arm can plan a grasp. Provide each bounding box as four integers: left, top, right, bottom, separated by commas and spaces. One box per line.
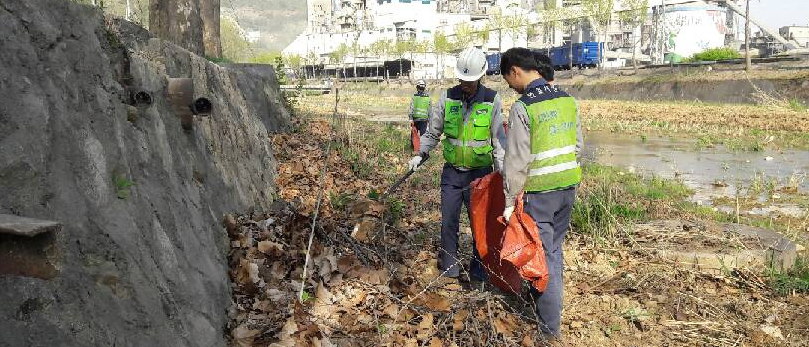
748, 0, 809, 29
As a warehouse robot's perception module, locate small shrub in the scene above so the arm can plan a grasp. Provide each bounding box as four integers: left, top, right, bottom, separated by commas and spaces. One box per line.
769, 255, 809, 296
788, 99, 807, 112
112, 174, 135, 199
685, 48, 741, 62
329, 192, 355, 210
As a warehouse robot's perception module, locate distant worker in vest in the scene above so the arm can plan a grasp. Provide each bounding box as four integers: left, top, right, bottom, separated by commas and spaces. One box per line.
408, 79, 431, 150
499, 47, 582, 340
407, 47, 506, 284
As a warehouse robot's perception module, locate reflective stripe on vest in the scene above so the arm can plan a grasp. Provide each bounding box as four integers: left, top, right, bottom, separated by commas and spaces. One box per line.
442, 98, 494, 168
523, 97, 581, 192
446, 138, 490, 147
412, 95, 430, 119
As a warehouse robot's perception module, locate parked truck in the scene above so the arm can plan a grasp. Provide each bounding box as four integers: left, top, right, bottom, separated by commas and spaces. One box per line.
484, 42, 603, 75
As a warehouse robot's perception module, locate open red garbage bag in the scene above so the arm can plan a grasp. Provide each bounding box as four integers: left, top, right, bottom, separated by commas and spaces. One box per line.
470, 172, 523, 295
499, 193, 549, 292
411, 123, 420, 152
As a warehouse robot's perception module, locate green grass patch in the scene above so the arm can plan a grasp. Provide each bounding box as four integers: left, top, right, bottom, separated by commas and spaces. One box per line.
788, 99, 807, 113
572, 164, 691, 239
769, 255, 809, 296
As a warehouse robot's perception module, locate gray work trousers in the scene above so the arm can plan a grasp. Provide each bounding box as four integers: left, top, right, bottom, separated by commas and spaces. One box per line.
438, 162, 492, 279
523, 187, 576, 337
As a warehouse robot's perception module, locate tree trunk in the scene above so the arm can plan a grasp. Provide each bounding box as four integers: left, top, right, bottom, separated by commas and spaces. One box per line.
568, 23, 573, 71
660, 0, 666, 64
745, 0, 751, 72
353, 51, 358, 78
200, 0, 221, 58
599, 31, 607, 71
149, 0, 205, 56
410, 50, 415, 81
632, 27, 638, 73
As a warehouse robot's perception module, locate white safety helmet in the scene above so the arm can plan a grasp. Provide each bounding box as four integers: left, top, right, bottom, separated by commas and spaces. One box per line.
416, 79, 426, 88
455, 47, 488, 82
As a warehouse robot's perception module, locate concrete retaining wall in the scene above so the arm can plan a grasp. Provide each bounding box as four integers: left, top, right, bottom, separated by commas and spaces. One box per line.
560, 78, 809, 105
0, 1, 289, 346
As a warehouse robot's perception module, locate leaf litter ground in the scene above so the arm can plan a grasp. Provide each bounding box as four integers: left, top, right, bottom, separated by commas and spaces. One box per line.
224, 102, 809, 347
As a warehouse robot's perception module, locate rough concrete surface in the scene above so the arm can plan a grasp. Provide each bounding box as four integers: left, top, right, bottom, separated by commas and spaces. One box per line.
0, 0, 290, 346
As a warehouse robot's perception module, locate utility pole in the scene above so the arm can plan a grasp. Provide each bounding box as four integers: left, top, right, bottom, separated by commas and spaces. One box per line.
744, 0, 751, 72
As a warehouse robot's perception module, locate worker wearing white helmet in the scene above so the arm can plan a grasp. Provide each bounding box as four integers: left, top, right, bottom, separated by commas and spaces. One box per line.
407, 47, 506, 285
408, 79, 431, 150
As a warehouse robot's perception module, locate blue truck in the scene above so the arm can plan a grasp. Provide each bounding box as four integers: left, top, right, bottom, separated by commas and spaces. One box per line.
484, 42, 603, 75
547, 42, 603, 69
485, 53, 501, 75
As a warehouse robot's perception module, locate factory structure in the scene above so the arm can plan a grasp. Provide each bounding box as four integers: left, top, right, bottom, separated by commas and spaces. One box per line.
282, 0, 807, 79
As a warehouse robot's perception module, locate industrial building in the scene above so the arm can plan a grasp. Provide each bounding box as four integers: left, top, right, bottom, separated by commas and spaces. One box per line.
780, 26, 809, 48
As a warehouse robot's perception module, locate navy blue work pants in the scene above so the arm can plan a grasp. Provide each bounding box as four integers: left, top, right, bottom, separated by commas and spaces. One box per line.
437, 162, 492, 279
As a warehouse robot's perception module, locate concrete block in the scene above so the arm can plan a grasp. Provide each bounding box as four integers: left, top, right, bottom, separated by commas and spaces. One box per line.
0, 214, 62, 279
0, 214, 61, 237
639, 220, 801, 273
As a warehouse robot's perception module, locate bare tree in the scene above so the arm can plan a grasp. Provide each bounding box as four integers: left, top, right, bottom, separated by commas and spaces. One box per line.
583, 0, 615, 70
745, 0, 751, 72
619, 0, 649, 73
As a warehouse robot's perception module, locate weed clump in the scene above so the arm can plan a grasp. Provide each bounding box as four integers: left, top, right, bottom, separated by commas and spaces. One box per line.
770, 255, 809, 296
683, 48, 741, 62
571, 164, 691, 241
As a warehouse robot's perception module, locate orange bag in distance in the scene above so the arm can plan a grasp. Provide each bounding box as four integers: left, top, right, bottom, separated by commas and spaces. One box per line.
411, 123, 420, 152
499, 193, 550, 292
470, 172, 523, 295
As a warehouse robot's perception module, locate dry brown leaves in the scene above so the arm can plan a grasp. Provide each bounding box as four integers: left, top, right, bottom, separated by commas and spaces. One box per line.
227, 113, 545, 346
225, 207, 541, 347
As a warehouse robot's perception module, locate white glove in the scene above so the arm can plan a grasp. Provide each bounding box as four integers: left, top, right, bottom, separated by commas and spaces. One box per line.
503, 206, 515, 223
408, 156, 423, 171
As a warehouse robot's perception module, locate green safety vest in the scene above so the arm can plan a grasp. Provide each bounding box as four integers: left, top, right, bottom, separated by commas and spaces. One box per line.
412, 95, 430, 120
522, 92, 581, 192
441, 86, 496, 168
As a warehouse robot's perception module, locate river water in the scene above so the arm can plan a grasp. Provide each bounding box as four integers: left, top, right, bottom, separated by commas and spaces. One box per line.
583, 131, 809, 216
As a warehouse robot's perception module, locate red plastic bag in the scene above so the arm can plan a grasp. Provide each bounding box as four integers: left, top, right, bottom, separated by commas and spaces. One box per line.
499, 193, 549, 292
411, 123, 420, 152
470, 172, 523, 295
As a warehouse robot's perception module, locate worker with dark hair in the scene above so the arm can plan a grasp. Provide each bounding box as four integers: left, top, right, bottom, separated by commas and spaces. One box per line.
499, 47, 582, 340
533, 52, 555, 83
